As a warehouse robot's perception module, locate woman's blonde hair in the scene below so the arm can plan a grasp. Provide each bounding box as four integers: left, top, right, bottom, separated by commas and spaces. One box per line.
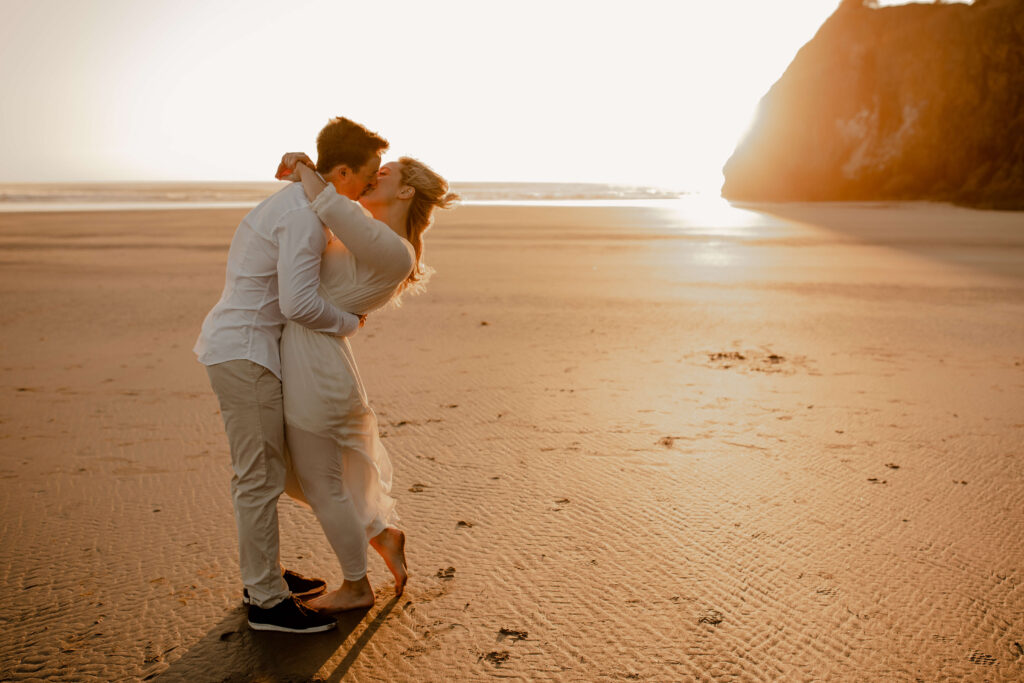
396, 156, 459, 298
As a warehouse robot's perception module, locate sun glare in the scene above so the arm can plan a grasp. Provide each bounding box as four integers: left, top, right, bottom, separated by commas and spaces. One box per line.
2, 0, 846, 188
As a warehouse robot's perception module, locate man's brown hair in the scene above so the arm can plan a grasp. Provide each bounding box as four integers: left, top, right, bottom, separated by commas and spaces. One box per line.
315, 117, 389, 175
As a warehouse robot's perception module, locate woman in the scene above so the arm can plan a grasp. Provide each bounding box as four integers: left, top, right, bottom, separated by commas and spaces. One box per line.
278, 153, 457, 612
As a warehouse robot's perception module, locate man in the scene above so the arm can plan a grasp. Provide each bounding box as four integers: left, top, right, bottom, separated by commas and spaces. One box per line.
194, 117, 387, 633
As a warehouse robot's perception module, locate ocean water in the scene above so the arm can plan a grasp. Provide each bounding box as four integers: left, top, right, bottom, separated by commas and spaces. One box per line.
0, 181, 688, 212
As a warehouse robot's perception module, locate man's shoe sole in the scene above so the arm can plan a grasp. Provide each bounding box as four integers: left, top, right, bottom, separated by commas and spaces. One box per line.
247, 619, 336, 634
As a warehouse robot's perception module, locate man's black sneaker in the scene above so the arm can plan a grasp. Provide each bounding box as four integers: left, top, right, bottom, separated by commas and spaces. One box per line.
247, 595, 336, 634
243, 569, 327, 605
283, 569, 327, 599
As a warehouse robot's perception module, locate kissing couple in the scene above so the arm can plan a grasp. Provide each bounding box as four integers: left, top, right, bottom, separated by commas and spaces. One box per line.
194, 116, 458, 633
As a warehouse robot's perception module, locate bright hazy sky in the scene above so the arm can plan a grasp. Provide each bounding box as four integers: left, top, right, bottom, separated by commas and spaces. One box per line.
0, 0, 944, 189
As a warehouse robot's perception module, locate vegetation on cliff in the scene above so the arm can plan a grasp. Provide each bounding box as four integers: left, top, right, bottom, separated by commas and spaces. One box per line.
722, 0, 1024, 209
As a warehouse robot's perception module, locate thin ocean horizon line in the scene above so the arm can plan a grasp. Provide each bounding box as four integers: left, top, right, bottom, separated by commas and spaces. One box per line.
0, 181, 698, 213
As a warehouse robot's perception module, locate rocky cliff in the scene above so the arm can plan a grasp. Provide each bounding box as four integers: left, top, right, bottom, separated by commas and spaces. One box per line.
721, 0, 1024, 209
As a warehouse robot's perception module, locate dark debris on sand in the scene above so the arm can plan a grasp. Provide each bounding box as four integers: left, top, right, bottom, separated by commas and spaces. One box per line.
698, 609, 724, 626
498, 627, 528, 642
482, 650, 510, 665
705, 350, 794, 373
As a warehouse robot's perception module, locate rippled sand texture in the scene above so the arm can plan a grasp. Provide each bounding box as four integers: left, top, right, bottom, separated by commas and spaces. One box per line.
1, 200, 1022, 681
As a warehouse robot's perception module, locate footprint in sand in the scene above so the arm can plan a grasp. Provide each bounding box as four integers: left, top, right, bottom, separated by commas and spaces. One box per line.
497, 627, 528, 642
409, 483, 427, 493
456, 520, 474, 528
436, 566, 456, 580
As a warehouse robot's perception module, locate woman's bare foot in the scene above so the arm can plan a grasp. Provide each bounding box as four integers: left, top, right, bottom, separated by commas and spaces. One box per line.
370, 527, 408, 596
305, 577, 375, 613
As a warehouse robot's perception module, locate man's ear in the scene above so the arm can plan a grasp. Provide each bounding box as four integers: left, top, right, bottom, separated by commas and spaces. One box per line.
323, 164, 351, 181
397, 185, 415, 200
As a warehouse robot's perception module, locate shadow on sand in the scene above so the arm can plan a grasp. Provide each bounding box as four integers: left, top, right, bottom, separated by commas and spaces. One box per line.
740, 201, 1024, 280
151, 597, 400, 682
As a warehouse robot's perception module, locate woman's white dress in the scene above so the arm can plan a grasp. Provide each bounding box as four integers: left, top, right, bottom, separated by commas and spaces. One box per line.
280, 185, 415, 536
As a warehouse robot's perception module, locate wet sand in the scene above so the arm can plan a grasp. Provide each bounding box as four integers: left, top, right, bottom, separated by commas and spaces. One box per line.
1, 199, 1022, 681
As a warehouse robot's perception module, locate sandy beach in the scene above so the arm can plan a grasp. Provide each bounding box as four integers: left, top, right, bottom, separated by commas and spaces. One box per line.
1, 199, 1022, 681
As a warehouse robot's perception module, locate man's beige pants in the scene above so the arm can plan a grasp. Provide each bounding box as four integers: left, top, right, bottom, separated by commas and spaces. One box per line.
205, 359, 291, 608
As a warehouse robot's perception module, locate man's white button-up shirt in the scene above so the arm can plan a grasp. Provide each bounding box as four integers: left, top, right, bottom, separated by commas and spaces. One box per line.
194, 183, 359, 379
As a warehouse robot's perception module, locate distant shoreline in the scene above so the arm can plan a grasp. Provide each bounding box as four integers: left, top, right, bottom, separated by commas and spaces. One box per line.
0, 199, 705, 214
2, 197, 1014, 216
7, 181, 1017, 215
0, 181, 690, 211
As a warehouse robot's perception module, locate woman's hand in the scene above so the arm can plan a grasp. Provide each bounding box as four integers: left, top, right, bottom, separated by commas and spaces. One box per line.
295, 162, 327, 202
275, 152, 316, 181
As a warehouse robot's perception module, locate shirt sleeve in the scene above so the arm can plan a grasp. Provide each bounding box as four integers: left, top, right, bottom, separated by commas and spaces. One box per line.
310, 185, 415, 285
276, 208, 361, 337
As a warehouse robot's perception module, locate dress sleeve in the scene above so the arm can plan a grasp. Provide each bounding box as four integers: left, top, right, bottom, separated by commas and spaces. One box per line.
276, 207, 361, 337
310, 185, 415, 284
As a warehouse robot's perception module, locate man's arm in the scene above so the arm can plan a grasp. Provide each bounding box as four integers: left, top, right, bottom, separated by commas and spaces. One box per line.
276, 208, 361, 335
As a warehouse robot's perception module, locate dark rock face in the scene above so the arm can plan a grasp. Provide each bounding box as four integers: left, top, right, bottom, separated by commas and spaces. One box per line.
722, 0, 1024, 209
